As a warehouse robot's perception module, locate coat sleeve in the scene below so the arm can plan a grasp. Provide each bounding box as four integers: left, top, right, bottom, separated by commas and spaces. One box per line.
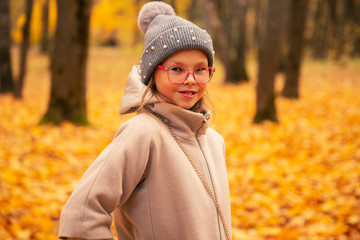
58, 118, 155, 239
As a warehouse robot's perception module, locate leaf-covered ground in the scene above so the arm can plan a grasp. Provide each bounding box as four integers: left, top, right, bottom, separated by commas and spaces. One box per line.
0, 47, 359, 240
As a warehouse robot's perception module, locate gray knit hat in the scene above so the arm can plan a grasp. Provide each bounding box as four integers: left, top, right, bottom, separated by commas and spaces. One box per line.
138, 1, 215, 85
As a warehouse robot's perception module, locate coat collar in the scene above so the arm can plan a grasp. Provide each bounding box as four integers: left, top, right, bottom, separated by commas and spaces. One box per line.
146, 102, 210, 138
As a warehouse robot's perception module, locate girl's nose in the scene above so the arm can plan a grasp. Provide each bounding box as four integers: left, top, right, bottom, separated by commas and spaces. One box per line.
183, 72, 196, 85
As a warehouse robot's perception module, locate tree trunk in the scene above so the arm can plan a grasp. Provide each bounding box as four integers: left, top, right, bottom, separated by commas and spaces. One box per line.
253, 0, 261, 51
334, 0, 347, 60
230, 0, 249, 82
206, 0, 249, 83
345, 0, 360, 57
353, 1, 360, 57
254, 0, 283, 124
281, 0, 309, 99
205, 0, 230, 82
40, 0, 92, 125
0, 0, 14, 94
253, 0, 267, 54
277, 0, 290, 73
40, 0, 49, 53
328, 0, 337, 46
311, 0, 329, 59
14, 0, 34, 99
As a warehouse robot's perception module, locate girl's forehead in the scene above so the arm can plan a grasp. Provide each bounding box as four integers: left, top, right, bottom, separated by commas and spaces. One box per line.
163, 49, 208, 65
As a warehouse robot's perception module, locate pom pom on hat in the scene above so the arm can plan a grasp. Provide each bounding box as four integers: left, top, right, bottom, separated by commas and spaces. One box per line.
138, 1, 176, 33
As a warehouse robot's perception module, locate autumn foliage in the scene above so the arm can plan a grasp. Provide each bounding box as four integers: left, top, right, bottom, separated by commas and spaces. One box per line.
0, 47, 359, 239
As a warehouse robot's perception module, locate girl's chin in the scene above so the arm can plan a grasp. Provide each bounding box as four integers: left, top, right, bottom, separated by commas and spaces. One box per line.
175, 101, 199, 110
157, 94, 200, 110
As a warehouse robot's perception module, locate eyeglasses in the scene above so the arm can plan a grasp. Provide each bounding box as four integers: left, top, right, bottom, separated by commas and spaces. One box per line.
157, 65, 216, 84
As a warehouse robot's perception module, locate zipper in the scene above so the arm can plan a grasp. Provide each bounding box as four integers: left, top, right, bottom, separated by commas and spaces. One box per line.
195, 114, 224, 239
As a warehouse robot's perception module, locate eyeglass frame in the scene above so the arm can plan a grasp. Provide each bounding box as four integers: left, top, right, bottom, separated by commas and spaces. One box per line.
156, 65, 216, 85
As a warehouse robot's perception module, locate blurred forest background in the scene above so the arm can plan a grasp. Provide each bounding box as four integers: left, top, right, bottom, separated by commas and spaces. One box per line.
0, 0, 359, 239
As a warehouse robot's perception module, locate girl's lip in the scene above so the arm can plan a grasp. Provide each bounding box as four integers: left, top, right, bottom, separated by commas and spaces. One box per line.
178, 90, 198, 98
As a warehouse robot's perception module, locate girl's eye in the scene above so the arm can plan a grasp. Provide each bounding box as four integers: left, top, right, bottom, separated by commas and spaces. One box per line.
195, 67, 207, 72
170, 67, 183, 72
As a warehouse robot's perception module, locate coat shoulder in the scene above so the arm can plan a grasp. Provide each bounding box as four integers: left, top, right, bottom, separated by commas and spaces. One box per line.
206, 127, 225, 143
115, 113, 162, 139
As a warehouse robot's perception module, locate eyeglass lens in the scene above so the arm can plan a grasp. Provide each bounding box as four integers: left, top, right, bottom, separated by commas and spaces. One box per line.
168, 67, 213, 84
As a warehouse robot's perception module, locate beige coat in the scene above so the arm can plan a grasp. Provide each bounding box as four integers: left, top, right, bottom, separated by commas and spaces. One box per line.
58, 66, 231, 240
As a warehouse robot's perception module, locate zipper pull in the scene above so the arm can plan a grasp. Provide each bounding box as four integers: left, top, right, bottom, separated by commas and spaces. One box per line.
204, 112, 210, 122
196, 113, 210, 135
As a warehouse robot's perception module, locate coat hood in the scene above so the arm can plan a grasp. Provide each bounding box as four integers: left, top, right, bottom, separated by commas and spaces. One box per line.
119, 65, 157, 114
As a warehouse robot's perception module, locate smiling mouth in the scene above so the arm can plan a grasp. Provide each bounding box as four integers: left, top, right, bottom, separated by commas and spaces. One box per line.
178, 90, 197, 98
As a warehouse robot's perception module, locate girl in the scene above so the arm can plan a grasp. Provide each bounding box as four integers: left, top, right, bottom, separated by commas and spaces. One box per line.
58, 2, 232, 240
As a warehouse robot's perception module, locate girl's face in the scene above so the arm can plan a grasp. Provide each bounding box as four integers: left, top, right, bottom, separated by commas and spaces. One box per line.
154, 49, 209, 110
